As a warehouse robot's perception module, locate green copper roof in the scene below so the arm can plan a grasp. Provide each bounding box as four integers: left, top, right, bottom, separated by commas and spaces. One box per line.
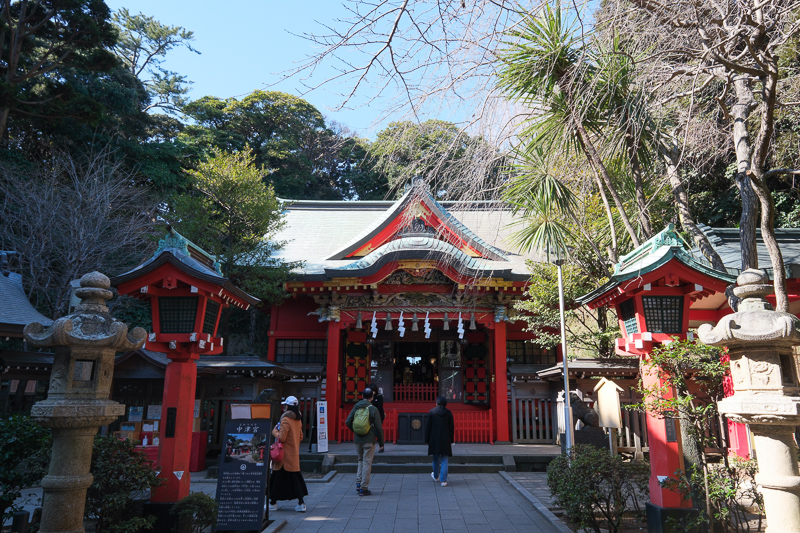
576, 224, 738, 305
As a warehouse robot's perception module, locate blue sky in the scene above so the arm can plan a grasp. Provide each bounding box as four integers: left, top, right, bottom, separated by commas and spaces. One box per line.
105, 1, 387, 138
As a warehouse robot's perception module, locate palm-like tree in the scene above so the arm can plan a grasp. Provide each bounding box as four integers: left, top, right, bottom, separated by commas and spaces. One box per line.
497, 4, 643, 251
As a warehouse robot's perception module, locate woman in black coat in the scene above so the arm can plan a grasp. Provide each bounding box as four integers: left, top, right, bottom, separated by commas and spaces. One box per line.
425, 395, 455, 486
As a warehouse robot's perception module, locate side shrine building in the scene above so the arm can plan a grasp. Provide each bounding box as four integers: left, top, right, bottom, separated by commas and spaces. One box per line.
266, 182, 550, 444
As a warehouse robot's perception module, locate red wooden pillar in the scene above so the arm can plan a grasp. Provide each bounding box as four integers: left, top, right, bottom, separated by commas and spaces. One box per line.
151, 353, 198, 502
640, 362, 690, 509
492, 321, 510, 443
326, 320, 343, 440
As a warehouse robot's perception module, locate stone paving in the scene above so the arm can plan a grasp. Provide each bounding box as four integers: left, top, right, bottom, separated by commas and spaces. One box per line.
258, 472, 564, 533
7, 444, 571, 533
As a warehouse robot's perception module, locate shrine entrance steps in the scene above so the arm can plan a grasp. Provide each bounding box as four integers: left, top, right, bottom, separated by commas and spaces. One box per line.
327, 453, 506, 474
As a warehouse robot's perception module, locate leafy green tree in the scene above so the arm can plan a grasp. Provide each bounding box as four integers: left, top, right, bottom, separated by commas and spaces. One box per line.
169, 147, 288, 305
85, 435, 162, 533
181, 90, 377, 200
497, 5, 643, 249
111, 7, 199, 114
0, 415, 51, 522
514, 261, 618, 358
0, 0, 119, 137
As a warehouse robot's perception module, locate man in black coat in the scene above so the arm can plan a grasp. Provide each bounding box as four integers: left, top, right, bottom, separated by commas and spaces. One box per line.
425, 395, 455, 487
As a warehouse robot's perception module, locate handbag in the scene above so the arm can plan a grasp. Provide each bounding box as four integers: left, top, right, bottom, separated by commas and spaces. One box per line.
269, 440, 284, 462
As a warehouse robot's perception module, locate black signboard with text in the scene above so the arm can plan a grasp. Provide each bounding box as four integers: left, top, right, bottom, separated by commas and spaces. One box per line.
215, 419, 271, 531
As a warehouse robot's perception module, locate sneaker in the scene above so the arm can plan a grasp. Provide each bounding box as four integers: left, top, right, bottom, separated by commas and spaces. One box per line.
441, 481, 449, 487
431, 472, 439, 482
295, 503, 306, 512
268, 503, 278, 511
356, 482, 361, 492
359, 489, 372, 496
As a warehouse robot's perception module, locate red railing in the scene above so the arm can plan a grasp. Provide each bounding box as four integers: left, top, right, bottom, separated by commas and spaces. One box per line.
455, 409, 493, 443
393, 383, 437, 403
336, 408, 492, 444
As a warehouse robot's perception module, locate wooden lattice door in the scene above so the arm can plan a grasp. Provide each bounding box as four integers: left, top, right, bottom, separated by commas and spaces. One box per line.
343, 342, 369, 403
462, 344, 489, 405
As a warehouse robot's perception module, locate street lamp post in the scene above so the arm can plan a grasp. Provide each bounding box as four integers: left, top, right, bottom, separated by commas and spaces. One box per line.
556, 259, 574, 453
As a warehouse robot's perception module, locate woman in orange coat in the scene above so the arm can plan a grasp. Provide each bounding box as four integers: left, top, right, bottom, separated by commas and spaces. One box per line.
268, 396, 308, 512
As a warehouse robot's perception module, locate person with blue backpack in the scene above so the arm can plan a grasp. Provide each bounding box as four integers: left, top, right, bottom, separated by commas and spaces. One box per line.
345, 387, 385, 496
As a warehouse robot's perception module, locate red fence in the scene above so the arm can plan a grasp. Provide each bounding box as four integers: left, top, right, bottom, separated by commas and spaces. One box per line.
393, 384, 437, 403
454, 409, 493, 443
335, 408, 492, 443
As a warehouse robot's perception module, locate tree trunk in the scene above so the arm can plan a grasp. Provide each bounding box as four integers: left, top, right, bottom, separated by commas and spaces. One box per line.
562, 81, 642, 249
731, 76, 759, 271
592, 172, 619, 260
627, 127, 653, 239
748, 171, 789, 312
0, 107, 9, 139
749, 61, 790, 312
661, 146, 726, 270
576, 120, 642, 248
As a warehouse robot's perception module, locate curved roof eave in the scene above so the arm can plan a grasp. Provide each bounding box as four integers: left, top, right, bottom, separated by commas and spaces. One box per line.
112, 250, 260, 307
577, 246, 737, 305
324, 236, 521, 281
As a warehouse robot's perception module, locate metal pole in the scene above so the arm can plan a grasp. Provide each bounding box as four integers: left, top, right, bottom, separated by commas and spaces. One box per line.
557, 260, 574, 454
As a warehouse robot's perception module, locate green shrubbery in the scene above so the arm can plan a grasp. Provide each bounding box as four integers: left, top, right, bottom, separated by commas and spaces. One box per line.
0, 415, 51, 521
547, 444, 650, 533
172, 492, 218, 533
85, 435, 163, 533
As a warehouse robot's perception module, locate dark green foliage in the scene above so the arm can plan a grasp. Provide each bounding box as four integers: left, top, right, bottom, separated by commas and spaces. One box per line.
171, 492, 218, 533
179, 90, 386, 200
85, 435, 163, 533
0, 0, 120, 136
109, 295, 153, 333
547, 444, 650, 533
0, 415, 51, 521
662, 459, 764, 533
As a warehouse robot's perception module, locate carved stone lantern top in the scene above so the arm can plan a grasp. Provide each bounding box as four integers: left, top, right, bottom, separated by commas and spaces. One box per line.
698, 269, 800, 423
24, 271, 146, 350
698, 269, 800, 348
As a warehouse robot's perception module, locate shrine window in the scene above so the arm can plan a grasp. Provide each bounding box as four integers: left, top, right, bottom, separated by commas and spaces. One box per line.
642, 296, 684, 333
618, 298, 638, 335
275, 339, 327, 364
506, 341, 557, 365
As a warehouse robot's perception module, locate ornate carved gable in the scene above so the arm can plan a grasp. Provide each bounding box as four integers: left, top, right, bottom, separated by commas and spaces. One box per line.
326, 182, 507, 262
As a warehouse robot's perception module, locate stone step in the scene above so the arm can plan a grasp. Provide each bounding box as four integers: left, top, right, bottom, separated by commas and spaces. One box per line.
333, 462, 505, 474
326, 454, 505, 465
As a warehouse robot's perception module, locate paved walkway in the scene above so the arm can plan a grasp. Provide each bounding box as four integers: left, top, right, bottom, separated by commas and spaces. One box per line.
250, 472, 564, 533
7, 443, 572, 533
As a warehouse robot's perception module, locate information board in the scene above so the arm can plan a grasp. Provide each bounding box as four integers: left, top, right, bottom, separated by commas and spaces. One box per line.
215, 419, 271, 531
316, 401, 328, 453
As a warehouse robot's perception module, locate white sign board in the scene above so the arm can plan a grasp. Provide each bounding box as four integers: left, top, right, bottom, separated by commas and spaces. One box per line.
316, 401, 329, 453
146, 404, 162, 421
593, 378, 624, 429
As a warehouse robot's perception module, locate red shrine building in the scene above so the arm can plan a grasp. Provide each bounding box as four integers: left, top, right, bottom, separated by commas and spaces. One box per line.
266, 182, 550, 444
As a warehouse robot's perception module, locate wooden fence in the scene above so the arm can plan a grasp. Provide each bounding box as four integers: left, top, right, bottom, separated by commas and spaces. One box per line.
512, 398, 554, 443
616, 407, 648, 458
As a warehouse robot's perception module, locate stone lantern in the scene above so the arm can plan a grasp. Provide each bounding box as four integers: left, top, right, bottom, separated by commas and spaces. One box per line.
24, 272, 146, 533
698, 269, 800, 532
